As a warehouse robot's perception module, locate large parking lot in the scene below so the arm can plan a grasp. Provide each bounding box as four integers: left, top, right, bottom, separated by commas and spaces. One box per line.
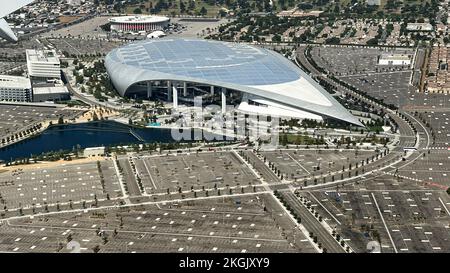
42, 16, 111, 39
0, 104, 81, 141
0, 160, 122, 211
168, 18, 228, 38
0, 194, 312, 253
419, 111, 450, 148
311, 46, 414, 76
47, 38, 124, 57
308, 45, 442, 110
404, 93, 450, 111
309, 45, 450, 112
398, 150, 450, 189
259, 149, 378, 181
118, 152, 260, 195
340, 71, 415, 106
304, 175, 450, 253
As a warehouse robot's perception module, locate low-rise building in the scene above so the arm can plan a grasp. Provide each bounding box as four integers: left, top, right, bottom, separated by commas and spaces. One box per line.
406, 23, 433, 32
32, 85, 70, 102
83, 146, 106, 157
378, 54, 412, 66
367, 0, 381, 5
0, 75, 32, 102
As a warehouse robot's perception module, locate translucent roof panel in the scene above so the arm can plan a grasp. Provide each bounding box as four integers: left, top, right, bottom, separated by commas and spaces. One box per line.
109, 38, 300, 86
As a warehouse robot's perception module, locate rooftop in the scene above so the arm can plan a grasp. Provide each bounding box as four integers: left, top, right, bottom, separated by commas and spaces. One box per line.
109, 15, 170, 24
108, 38, 299, 86
26, 49, 60, 64
379, 54, 411, 61
406, 23, 433, 31
0, 75, 31, 89
105, 38, 363, 126
33, 86, 69, 95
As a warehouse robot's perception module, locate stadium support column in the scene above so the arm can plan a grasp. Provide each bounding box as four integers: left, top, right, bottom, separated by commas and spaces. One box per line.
183, 82, 187, 97
221, 87, 226, 114
210, 85, 214, 95
173, 86, 178, 109
147, 82, 152, 98
167, 81, 172, 101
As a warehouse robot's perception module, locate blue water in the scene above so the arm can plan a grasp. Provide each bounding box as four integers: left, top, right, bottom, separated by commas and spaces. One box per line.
0, 121, 225, 161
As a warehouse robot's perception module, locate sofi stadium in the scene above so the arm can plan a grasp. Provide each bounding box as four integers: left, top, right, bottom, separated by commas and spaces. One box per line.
105, 38, 362, 126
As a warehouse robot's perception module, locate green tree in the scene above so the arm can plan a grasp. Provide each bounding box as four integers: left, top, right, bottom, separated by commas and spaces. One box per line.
200, 6, 207, 16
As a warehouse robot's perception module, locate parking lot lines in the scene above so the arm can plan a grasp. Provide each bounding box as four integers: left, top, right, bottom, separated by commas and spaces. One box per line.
372, 193, 397, 252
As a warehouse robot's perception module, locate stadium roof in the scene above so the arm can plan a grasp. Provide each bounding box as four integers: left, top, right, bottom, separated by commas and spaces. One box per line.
105, 38, 363, 126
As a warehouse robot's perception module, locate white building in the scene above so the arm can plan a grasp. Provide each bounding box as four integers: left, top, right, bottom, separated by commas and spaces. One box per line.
32, 86, 70, 102
406, 23, 433, 32
83, 147, 106, 157
378, 54, 411, 66
109, 15, 170, 33
147, 30, 166, 39
0, 75, 32, 102
26, 49, 61, 81
67, 0, 82, 5
367, 0, 381, 5
105, 38, 363, 126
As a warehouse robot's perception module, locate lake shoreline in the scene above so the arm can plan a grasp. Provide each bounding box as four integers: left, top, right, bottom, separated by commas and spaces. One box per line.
0, 120, 232, 161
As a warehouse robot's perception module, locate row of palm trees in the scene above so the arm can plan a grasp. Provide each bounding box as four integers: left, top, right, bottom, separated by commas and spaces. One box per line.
296, 192, 352, 253
0, 123, 43, 147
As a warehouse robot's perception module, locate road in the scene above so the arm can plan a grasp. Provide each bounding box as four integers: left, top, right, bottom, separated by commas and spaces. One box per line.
119, 158, 142, 197
243, 151, 280, 183
294, 46, 432, 187
281, 191, 345, 253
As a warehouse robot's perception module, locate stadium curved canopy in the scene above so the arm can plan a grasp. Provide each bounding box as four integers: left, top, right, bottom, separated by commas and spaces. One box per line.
105, 38, 362, 126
